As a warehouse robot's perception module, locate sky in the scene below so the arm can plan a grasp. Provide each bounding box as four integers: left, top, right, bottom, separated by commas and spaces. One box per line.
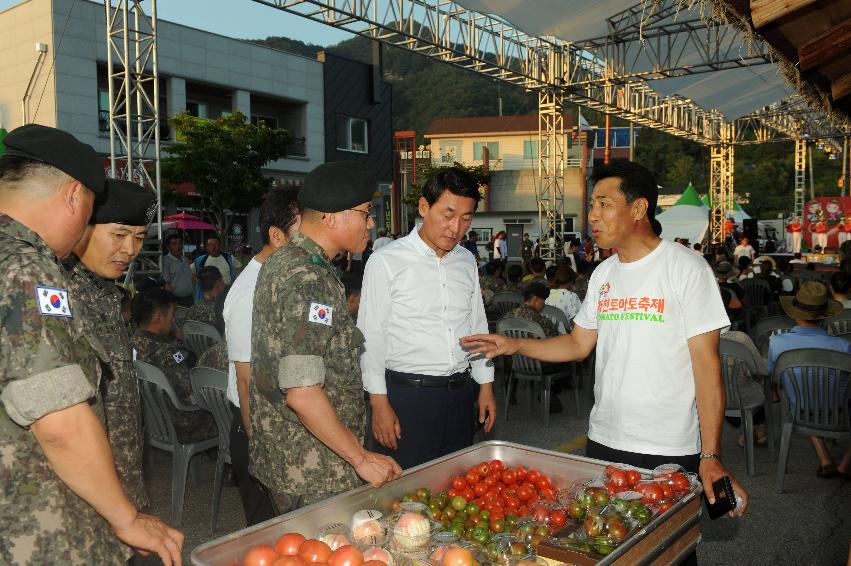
0, 0, 353, 46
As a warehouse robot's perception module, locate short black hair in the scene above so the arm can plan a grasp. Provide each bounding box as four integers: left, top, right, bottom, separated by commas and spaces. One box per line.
591, 161, 660, 233
260, 188, 301, 245
421, 167, 481, 209
131, 287, 177, 325
342, 272, 362, 299
206, 234, 221, 243
737, 256, 751, 270
545, 265, 558, 281
165, 233, 182, 245
485, 260, 500, 276
198, 265, 223, 292
529, 257, 545, 274
523, 282, 550, 301
507, 264, 523, 283
830, 271, 851, 294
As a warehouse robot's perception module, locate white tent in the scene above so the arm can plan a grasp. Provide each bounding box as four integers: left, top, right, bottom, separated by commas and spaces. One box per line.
656, 183, 709, 243
701, 194, 751, 223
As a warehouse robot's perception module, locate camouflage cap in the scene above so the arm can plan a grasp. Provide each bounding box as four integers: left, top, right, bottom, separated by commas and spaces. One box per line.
298, 161, 376, 213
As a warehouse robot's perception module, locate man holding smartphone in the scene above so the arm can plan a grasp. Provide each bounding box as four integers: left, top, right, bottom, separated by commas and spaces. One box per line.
463, 162, 748, 527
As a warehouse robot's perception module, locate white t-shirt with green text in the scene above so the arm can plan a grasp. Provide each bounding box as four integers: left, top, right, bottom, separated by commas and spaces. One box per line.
573, 239, 729, 456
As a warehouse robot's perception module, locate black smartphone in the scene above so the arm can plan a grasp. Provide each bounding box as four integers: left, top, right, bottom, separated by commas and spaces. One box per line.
704, 475, 736, 520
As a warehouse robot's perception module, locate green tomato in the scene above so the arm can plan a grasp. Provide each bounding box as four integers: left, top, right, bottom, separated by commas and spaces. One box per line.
595, 544, 615, 556
450, 523, 465, 537
402, 493, 416, 503
466, 503, 480, 516
480, 509, 490, 521
429, 497, 443, 511
472, 526, 490, 545
579, 493, 594, 508
633, 507, 652, 526
416, 487, 431, 502
451, 495, 468, 511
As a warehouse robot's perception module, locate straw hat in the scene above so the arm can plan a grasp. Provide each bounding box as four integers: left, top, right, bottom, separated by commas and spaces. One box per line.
713, 261, 740, 280
780, 281, 844, 321
754, 255, 776, 270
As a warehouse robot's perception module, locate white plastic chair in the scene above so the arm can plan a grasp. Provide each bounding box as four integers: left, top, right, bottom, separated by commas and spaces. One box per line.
183, 320, 222, 357
135, 361, 218, 523
719, 339, 766, 476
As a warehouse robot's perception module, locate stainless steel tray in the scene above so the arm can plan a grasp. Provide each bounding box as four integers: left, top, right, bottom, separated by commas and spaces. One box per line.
191, 440, 700, 566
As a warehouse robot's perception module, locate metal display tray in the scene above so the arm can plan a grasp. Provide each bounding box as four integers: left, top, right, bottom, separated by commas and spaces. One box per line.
191, 440, 701, 566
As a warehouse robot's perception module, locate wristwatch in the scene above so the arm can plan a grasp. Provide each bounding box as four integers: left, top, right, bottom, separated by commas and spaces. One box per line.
699, 452, 721, 460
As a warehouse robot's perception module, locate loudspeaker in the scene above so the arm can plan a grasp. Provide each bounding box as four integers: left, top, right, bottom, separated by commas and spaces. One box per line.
742, 218, 759, 252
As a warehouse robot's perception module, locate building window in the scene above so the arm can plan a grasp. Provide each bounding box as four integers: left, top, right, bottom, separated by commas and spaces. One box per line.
439, 141, 461, 163
523, 140, 538, 159
336, 115, 368, 153
473, 141, 500, 160
186, 101, 208, 119
98, 89, 110, 133
251, 115, 278, 129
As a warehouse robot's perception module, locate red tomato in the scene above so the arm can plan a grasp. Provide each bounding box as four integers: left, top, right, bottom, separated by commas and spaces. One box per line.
531, 506, 549, 523
605, 466, 628, 488
442, 547, 474, 566
516, 485, 533, 501
669, 473, 690, 493
501, 469, 517, 485
549, 510, 567, 529
526, 470, 541, 484
659, 482, 673, 499
452, 476, 467, 491
475, 462, 490, 477
526, 493, 539, 506
534, 475, 551, 490
514, 466, 528, 482
625, 469, 641, 487
504, 496, 521, 511
539, 488, 556, 501
517, 504, 528, 516
462, 487, 476, 501
473, 482, 487, 497
603, 481, 618, 497
244, 546, 280, 566
298, 540, 333, 564
636, 482, 664, 504
275, 534, 307, 557
328, 545, 363, 566
273, 558, 308, 566
489, 459, 505, 473
657, 500, 674, 513
483, 475, 497, 488
465, 471, 480, 485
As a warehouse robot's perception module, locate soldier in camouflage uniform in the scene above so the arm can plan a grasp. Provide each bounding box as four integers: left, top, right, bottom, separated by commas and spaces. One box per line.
198, 339, 229, 373
250, 162, 401, 510
185, 265, 224, 330
131, 287, 217, 443
505, 282, 560, 338
66, 178, 156, 512
0, 125, 182, 565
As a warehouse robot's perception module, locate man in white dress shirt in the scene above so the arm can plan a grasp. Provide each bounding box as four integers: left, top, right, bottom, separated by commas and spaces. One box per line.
358, 167, 496, 469
222, 188, 300, 525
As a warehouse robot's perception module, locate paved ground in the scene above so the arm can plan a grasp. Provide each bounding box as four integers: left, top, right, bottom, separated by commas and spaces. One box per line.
138, 369, 851, 566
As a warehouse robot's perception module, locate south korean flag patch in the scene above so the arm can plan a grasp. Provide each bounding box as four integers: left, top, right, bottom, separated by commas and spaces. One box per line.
36, 286, 73, 318
308, 302, 333, 327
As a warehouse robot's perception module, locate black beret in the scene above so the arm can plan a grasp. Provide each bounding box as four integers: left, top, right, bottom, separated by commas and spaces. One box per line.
91, 179, 158, 226
298, 161, 376, 213
2, 124, 105, 194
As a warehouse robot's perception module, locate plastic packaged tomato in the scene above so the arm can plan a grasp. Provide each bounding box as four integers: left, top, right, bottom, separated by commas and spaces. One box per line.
315, 523, 354, 550
389, 502, 437, 553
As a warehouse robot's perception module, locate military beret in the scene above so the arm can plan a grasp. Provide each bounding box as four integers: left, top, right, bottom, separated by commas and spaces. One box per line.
298, 161, 376, 213
2, 124, 105, 194
91, 178, 158, 226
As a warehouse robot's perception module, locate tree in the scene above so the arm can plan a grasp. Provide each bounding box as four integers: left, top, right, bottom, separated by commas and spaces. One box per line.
161, 112, 291, 235
406, 161, 492, 211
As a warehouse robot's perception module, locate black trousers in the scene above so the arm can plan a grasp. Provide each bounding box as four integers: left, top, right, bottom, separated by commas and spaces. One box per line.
586, 439, 699, 566
371, 373, 475, 470
229, 404, 279, 525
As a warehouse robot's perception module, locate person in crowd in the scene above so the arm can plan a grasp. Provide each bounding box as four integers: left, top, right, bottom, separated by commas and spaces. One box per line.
358, 166, 496, 470
463, 161, 748, 525
505, 263, 523, 293
131, 287, 216, 441
250, 162, 401, 511
692, 242, 703, 254
840, 220, 851, 263
829, 271, 851, 308
373, 227, 393, 251
734, 236, 756, 261
479, 259, 506, 305
562, 239, 579, 271
66, 178, 156, 514
546, 264, 582, 321
344, 272, 363, 316
193, 235, 241, 299
714, 261, 746, 324
737, 256, 755, 280
790, 252, 806, 265
163, 233, 194, 307
768, 281, 851, 478
787, 216, 803, 253
545, 264, 558, 286
493, 230, 507, 266
505, 282, 559, 338
0, 124, 184, 565
223, 188, 301, 525
186, 265, 225, 330
573, 260, 593, 300
462, 230, 480, 261
521, 232, 534, 271
197, 340, 229, 373
813, 217, 828, 251
522, 257, 548, 288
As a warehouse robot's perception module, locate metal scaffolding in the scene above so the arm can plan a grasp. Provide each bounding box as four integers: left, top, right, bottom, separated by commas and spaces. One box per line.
537, 88, 566, 263
708, 125, 734, 245
105, 0, 162, 272
794, 138, 806, 220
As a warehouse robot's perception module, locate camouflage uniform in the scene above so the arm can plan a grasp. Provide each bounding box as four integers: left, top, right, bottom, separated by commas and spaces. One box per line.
250, 231, 365, 507
197, 340, 229, 373
0, 215, 127, 565
506, 304, 559, 338
131, 330, 216, 443
66, 258, 148, 510
479, 274, 507, 306
520, 275, 549, 291
185, 296, 218, 329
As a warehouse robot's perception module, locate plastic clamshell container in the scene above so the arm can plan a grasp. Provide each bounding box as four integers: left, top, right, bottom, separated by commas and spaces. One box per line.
191, 440, 702, 566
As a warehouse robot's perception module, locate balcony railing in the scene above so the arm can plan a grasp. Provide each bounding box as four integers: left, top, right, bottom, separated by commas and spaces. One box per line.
285, 137, 306, 157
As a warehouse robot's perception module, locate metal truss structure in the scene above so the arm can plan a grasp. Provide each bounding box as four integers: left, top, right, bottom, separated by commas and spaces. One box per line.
708, 125, 734, 245
105, 0, 162, 273
537, 89, 565, 263
794, 138, 806, 220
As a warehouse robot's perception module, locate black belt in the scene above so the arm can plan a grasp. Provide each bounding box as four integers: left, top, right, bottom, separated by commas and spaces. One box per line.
386, 369, 471, 390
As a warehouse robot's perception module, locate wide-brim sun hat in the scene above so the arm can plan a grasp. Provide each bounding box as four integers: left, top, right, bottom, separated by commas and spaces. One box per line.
780, 281, 844, 321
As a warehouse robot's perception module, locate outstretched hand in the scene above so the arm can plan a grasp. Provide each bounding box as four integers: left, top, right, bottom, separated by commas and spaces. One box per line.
460, 334, 517, 359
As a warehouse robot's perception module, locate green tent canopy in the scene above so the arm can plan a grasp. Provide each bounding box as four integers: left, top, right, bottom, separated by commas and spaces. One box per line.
671, 182, 705, 207
0, 127, 7, 157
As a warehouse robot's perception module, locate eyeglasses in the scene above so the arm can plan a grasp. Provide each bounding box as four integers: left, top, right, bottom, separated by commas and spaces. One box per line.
347, 208, 376, 222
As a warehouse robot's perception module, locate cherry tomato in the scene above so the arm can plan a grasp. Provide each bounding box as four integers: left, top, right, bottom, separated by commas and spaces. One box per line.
483, 475, 497, 488
607, 522, 627, 543
298, 540, 333, 564
514, 466, 528, 482
462, 488, 476, 501
516, 485, 533, 501
473, 482, 488, 497
549, 509, 567, 529
625, 469, 642, 487
275, 534, 307, 557
534, 476, 551, 490
531, 506, 549, 523
465, 471, 480, 485
489, 459, 505, 473
489, 517, 506, 533
501, 469, 517, 485
539, 487, 556, 501
328, 545, 364, 566
272, 557, 308, 566
659, 482, 673, 499
452, 476, 467, 491
442, 547, 474, 566
605, 466, 628, 488
476, 462, 490, 477
669, 472, 690, 493
526, 470, 541, 484
245, 546, 281, 566
635, 482, 664, 504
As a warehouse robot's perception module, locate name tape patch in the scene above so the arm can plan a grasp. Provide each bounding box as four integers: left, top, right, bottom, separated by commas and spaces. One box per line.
35, 286, 72, 318
308, 302, 333, 327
